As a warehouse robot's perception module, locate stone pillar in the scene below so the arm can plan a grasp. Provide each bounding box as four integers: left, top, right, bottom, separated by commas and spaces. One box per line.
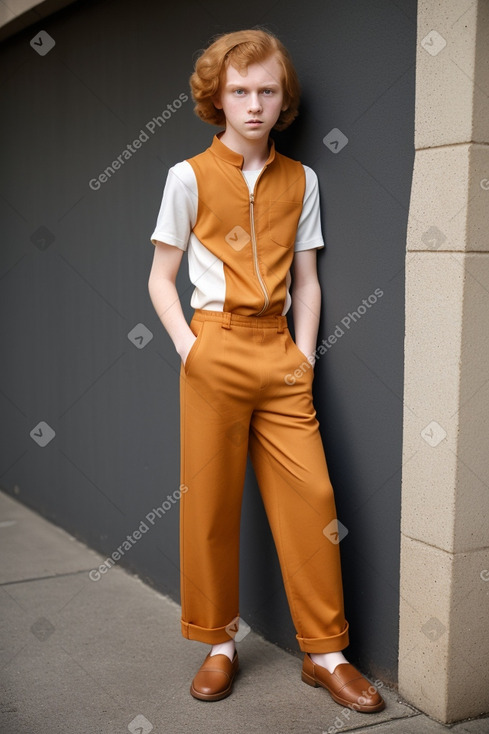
399, 0, 489, 723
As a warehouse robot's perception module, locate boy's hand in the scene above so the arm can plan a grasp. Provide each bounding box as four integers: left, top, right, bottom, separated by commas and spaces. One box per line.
179, 333, 198, 366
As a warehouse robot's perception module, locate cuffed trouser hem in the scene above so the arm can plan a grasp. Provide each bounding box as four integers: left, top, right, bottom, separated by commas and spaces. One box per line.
181, 619, 238, 644
296, 622, 350, 653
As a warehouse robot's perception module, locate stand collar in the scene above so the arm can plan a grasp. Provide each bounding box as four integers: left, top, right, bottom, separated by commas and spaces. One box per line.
209, 132, 276, 168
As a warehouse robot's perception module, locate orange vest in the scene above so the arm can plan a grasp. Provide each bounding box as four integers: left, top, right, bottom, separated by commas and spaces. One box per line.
187, 134, 306, 317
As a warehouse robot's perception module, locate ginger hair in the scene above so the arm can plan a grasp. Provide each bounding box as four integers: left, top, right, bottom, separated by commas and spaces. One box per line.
189, 29, 300, 131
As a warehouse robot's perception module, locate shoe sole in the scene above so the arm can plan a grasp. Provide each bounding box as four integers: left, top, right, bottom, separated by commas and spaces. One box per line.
301, 669, 386, 713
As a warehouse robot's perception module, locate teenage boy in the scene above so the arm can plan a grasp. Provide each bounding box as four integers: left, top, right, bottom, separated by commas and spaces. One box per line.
148, 28, 385, 713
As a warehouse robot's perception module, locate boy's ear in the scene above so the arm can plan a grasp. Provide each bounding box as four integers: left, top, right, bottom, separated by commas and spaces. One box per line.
212, 93, 223, 110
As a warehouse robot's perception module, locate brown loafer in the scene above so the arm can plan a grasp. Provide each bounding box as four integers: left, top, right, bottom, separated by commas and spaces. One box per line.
190, 651, 239, 701
302, 654, 385, 713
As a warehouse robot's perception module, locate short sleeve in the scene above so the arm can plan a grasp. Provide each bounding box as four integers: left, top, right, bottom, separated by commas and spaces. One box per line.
294, 165, 325, 252
150, 160, 198, 250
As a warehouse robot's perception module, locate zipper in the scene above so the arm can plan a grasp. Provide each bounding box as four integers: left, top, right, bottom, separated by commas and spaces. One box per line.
240, 170, 270, 316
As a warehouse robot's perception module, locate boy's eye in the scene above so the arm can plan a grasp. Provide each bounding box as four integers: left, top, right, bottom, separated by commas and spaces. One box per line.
231, 88, 276, 96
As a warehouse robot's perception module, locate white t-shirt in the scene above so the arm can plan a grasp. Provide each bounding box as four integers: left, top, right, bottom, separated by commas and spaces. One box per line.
150, 161, 325, 313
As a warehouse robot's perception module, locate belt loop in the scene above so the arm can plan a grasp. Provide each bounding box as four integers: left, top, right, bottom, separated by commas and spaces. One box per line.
276, 316, 285, 333
221, 312, 232, 330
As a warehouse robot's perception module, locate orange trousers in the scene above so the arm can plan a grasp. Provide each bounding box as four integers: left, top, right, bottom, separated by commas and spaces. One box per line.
179, 309, 349, 653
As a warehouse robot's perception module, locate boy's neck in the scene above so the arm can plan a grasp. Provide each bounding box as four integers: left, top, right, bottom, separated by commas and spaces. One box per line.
217, 129, 271, 170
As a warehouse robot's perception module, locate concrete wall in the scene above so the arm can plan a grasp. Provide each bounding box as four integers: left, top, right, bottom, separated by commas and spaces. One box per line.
399, 0, 489, 723
0, 0, 74, 42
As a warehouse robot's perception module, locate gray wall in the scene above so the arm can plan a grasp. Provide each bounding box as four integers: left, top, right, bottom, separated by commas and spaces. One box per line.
0, 0, 416, 684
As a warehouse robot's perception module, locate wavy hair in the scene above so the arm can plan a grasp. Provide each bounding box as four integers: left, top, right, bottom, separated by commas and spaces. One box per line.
189, 29, 300, 131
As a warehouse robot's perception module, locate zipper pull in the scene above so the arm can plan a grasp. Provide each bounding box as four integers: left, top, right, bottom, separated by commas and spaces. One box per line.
250, 193, 254, 204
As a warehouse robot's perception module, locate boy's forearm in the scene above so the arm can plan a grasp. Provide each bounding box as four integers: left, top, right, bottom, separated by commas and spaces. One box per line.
148, 275, 193, 358
291, 281, 321, 361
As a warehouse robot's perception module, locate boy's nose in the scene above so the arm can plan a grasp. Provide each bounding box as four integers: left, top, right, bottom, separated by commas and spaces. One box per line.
247, 94, 262, 112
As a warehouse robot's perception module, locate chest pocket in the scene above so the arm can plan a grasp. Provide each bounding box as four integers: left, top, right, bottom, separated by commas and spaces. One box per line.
268, 200, 303, 248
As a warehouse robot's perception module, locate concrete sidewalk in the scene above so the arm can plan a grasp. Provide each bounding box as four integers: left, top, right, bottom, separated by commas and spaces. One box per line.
1, 489, 487, 734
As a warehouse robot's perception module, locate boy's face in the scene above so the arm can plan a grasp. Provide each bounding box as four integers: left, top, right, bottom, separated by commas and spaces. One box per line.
213, 53, 287, 145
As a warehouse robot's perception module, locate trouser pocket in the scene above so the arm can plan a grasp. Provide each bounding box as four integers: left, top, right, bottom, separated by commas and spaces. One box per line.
183, 319, 207, 375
